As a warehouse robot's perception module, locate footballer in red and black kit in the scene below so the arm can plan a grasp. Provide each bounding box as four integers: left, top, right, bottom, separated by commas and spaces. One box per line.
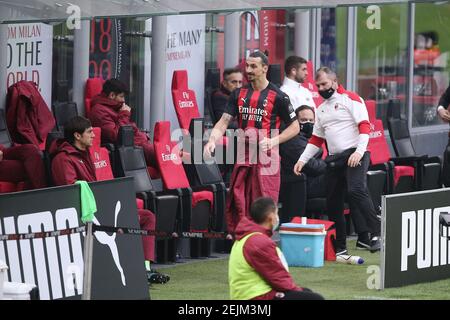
204, 51, 300, 236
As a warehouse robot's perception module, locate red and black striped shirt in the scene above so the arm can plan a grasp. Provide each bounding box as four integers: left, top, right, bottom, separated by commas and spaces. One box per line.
225, 83, 296, 136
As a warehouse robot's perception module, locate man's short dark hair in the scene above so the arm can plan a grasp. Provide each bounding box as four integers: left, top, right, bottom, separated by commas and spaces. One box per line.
250, 197, 277, 224
223, 68, 242, 79
64, 116, 92, 144
315, 66, 337, 80
248, 51, 269, 66
102, 78, 129, 95
295, 105, 315, 118
284, 56, 307, 76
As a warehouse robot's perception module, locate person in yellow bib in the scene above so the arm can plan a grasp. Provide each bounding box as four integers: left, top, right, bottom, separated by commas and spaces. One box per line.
228, 197, 324, 300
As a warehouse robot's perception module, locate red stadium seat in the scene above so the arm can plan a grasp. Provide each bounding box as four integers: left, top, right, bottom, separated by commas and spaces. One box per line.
84, 78, 104, 117
171, 70, 201, 132
154, 121, 214, 230
154, 121, 217, 258
90, 127, 143, 209
365, 100, 416, 193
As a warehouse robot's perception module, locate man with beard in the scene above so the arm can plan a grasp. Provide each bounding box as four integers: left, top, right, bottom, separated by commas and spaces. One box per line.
211, 68, 243, 129
204, 51, 299, 237
280, 56, 316, 109
294, 67, 381, 255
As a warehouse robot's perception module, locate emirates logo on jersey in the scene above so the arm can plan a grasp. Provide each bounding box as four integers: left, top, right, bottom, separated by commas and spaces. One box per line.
238, 105, 268, 122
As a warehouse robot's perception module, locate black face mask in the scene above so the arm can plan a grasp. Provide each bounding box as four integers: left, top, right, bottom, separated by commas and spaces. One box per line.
300, 122, 314, 138
318, 87, 335, 99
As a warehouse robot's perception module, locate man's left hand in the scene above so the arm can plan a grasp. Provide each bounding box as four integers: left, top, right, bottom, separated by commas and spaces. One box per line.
259, 137, 277, 152
348, 152, 363, 168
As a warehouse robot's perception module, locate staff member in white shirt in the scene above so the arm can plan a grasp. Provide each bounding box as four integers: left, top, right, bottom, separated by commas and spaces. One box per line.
280, 56, 316, 109
293, 67, 381, 255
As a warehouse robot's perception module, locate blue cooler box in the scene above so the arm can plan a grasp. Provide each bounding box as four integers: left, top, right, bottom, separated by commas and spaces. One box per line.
279, 223, 326, 268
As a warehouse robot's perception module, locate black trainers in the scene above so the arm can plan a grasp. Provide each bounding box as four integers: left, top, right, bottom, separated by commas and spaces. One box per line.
335, 248, 348, 256
356, 233, 371, 250
147, 270, 170, 284
369, 236, 381, 253
356, 239, 371, 250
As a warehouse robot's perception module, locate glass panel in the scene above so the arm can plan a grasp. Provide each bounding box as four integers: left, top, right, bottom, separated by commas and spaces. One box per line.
0, 0, 411, 24
321, 7, 347, 85
52, 22, 74, 103
88, 17, 145, 125
205, 13, 222, 70
356, 3, 408, 128
412, 1, 450, 127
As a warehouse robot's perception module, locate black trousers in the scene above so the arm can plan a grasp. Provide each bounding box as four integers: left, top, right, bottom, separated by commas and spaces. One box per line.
279, 178, 307, 223
273, 288, 324, 300
326, 152, 381, 250
443, 138, 450, 187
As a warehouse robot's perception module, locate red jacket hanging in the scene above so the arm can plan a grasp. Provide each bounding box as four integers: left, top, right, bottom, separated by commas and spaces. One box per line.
6, 81, 55, 147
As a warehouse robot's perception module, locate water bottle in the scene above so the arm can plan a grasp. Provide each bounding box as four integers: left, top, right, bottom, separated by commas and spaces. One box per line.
336, 254, 364, 265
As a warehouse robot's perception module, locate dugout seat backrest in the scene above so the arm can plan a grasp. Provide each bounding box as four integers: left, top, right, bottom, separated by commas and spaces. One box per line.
52, 102, 78, 132
366, 100, 415, 193
115, 125, 179, 237
0, 109, 12, 149
90, 126, 145, 210
84, 78, 104, 117
386, 100, 415, 156
0, 112, 22, 192
154, 121, 214, 234
171, 70, 200, 131
387, 99, 442, 190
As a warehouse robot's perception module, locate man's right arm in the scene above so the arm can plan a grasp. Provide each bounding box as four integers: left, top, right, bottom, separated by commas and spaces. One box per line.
92, 106, 130, 143
204, 113, 232, 158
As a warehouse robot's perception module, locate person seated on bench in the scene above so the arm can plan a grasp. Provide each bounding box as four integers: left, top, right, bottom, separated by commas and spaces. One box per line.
88, 78, 157, 167
50, 116, 161, 283
279, 105, 327, 221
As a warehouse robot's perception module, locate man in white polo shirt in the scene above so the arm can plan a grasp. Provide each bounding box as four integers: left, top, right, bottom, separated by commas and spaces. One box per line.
280, 56, 315, 110
293, 67, 381, 256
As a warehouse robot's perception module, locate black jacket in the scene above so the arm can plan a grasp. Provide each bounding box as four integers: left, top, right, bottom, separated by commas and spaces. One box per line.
438, 84, 450, 130
280, 133, 326, 183
211, 86, 239, 129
